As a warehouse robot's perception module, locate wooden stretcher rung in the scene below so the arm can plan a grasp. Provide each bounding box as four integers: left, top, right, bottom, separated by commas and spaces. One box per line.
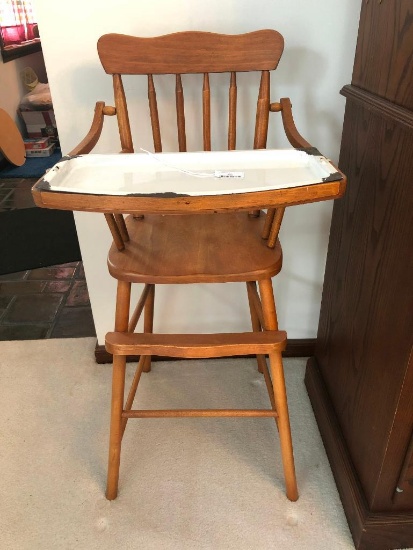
248, 282, 265, 328
128, 283, 152, 333
122, 409, 278, 418
105, 330, 287, 359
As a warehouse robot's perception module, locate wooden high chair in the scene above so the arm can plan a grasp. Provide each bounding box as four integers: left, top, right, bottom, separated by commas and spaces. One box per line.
32, 30, 346, 502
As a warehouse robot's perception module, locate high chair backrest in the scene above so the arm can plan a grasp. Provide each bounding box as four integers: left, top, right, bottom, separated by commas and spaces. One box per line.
97, 30, 284, 155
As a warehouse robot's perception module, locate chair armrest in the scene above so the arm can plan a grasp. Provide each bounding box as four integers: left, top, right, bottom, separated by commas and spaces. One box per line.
271, 97, 312, 149
69, 101, 113, 156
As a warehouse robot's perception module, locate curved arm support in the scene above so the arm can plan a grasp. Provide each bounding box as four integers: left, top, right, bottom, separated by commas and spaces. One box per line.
275, 97, 312, 149
69, 101, 113, 156
264, 98, 313, 247
67, 102, 129, 244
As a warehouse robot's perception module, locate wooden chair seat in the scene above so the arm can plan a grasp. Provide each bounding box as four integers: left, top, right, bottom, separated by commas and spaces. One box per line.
108, 212, 282, 284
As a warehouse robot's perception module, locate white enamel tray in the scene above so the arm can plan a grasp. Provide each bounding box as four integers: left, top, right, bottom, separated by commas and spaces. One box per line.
40, 149, 340, 197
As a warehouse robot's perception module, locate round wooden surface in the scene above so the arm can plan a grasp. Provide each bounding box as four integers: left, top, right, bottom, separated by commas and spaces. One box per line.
0, 108, 25, 166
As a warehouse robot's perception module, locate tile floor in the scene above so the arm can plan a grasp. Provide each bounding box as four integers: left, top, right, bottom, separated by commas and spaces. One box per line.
0, 177, 37, 211
0, 176, 96, 340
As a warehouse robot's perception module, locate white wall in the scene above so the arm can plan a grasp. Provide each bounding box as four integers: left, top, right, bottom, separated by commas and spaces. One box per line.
34, 0, 360, 344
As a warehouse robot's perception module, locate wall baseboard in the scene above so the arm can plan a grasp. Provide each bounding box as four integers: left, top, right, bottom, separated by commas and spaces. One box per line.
94, 338, 315, 364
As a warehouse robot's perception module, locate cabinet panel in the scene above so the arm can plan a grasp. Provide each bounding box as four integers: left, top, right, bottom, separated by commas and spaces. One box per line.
315, 95, 413, 511
308, 0, 413, 546
393, 396, 413, 509
352, 0, 413, 110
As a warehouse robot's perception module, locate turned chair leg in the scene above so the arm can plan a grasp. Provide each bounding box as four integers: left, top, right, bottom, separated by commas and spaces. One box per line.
106, 354, 127, 500
142, 284, 155, 373
259, 278, 298, 501
268, 350, 298, 501
106, 280, 131, 500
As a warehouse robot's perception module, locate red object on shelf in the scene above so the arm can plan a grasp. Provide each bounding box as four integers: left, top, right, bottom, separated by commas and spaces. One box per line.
25, 143, 56, 157
23, 137, 50, 150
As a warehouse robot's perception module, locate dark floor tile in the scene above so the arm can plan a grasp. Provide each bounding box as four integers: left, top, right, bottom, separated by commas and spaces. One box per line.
0, 295, 13, 318
11, 179, 37, 190
66, 280, 90, 306
0, 281, 46, 295
0, 295, 13, 308
0, 188, 13, 201
50, 306, 96, 338
4, 189, 36, 209
0, 324, 50, 340
0, 202, 17, 212
75, 262, 85, 279
0, 179, 94, 341
4, 293, 63, 323
0, 178, 29, 186
27, 265, 77, 280
60, 262, 80, 268
43, 280, 72, 293
0, 270, 28, 281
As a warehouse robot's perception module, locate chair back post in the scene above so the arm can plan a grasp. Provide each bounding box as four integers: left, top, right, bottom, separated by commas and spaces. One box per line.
113, 74, 134, 153
148, 74, 162, 152
250, 69, 271, 217
175, 74, 187, 152
254, 70, 270, 150
228, 71, 237, 150
202, 73, 211, 151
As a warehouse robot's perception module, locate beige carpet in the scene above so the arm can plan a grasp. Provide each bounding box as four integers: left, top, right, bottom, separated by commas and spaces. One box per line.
1, 337, 357, 549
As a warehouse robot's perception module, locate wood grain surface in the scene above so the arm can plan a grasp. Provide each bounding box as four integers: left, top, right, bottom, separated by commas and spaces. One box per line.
105, 330, 287, 358
98, 30, 284, 75
0, 108, 25, 166
352, 0, 413, 110
315, 98, 413, 512
107, 212, 283, 283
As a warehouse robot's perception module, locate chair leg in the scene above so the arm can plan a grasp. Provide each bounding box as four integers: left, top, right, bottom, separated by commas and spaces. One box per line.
246, 281, 266, 373
142, 284, 155, 373
259, 278, 298, 501
106, 354, 127, 500
258, 279, 279, 331
106, 280, 131, 500
268, 350, 298, 501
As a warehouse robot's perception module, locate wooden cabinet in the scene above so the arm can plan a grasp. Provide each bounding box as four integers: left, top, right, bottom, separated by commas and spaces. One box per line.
305, 1, 413, 548
351, 0, 413, 110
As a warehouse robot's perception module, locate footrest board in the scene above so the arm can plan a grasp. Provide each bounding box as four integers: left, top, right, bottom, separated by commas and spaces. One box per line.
105, 330, 287, 359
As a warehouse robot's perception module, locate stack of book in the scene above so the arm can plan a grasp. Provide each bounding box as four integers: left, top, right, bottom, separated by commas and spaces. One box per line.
24, 137, 55, 158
